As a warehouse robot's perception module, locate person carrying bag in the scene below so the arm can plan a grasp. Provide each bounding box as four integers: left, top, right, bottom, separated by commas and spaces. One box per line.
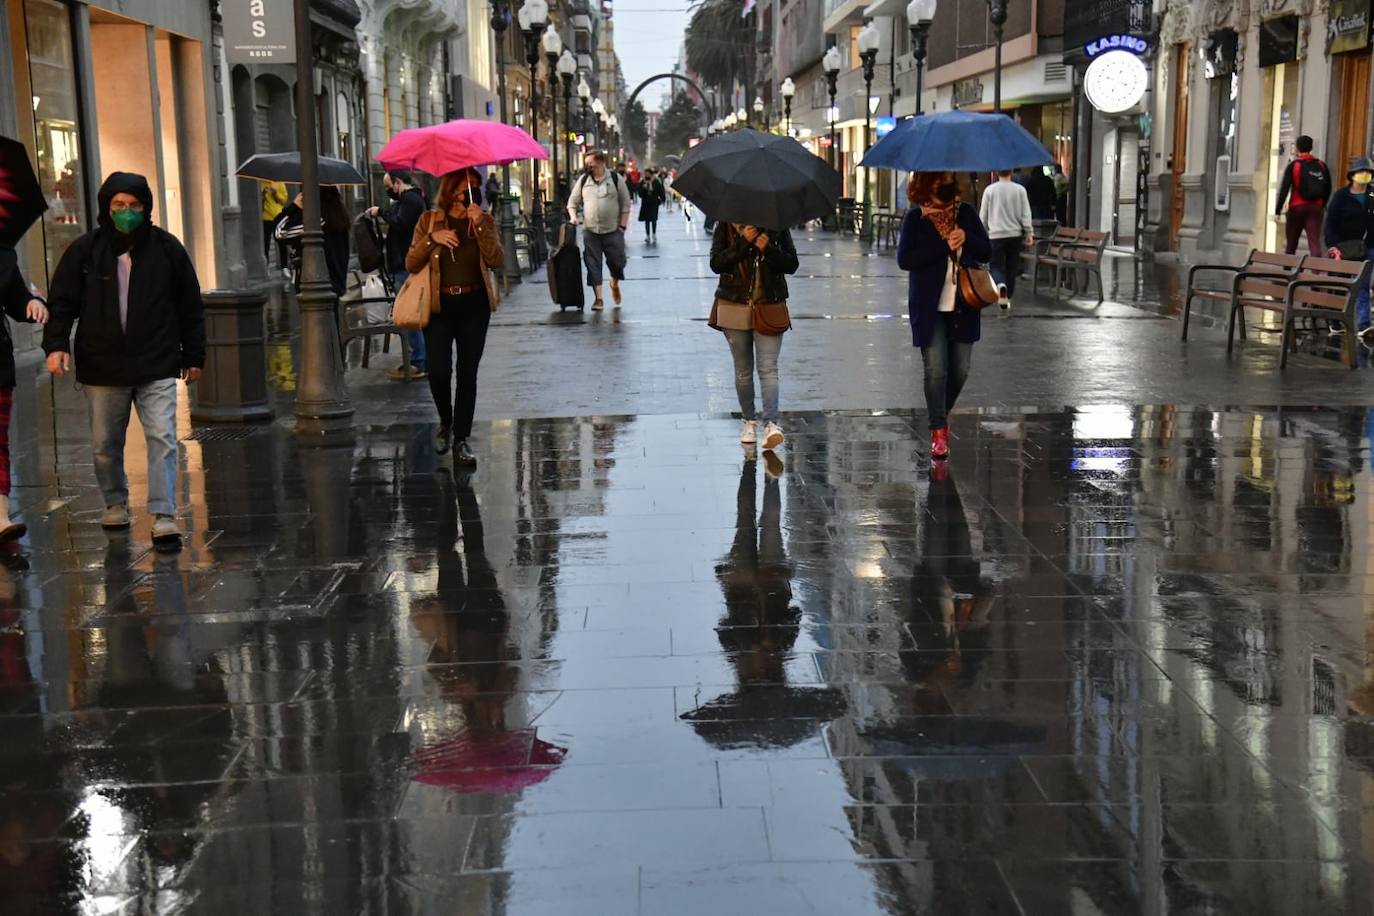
708, 222, 798, 453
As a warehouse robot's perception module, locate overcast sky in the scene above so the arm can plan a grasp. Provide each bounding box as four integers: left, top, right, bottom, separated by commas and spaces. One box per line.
611, 2, 695, 112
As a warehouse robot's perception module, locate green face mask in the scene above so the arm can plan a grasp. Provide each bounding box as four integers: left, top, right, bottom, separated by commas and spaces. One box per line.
111, 209, 145, 234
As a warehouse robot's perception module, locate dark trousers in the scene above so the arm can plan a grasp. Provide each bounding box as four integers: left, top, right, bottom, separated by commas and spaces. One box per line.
423, 290, 491, 439
264, 216, 288, 268
989, 237, 1024, 299
1285, 203, 1325, 256
643, 219, 657, 237
920, 313, 973, 431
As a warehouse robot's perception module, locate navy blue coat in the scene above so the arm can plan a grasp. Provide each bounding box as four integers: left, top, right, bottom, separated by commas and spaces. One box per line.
897, 202, 992, 349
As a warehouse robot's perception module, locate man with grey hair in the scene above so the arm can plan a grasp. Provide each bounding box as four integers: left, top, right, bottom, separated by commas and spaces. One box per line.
568, 150, 632, 311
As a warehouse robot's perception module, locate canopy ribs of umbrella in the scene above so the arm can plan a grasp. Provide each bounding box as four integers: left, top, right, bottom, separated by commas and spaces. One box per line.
673, 128, 841, 230
377, 119, 548, 176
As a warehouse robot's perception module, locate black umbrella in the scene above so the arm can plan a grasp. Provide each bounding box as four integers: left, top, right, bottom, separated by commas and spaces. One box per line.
673, 128, 841, 229
681, 684, 848, 749
0, 136, 48, 247
235, 151, 366, 186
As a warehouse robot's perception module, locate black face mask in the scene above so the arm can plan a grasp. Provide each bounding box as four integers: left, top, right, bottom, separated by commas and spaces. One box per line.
935, 182, 958, 203
385, 188, 400, 200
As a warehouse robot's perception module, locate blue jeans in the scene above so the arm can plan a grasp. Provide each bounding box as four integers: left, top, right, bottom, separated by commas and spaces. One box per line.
724, 328, 782, 423
86, 379, 179, 516
395, 270, 426, 369
921, 314, 973, 431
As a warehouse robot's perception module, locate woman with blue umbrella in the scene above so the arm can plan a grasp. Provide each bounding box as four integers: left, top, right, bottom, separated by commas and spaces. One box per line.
869, 111, 1051, 462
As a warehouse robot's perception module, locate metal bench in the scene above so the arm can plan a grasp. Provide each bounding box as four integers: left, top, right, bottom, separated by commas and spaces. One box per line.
1182, 250, 1306, 340
1278, 258, 1373, 369
339, 271, 413, 378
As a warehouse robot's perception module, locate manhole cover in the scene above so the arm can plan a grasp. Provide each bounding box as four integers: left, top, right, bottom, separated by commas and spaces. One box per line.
186, 426, 268, 442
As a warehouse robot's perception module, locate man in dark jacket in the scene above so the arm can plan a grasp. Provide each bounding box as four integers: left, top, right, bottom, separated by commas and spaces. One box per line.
43, 172, 205, 549
1022, 167, 1057, 221
368, 170, 428, 380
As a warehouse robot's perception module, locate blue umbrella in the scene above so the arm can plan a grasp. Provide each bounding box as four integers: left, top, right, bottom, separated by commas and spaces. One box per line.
860, 111, 1053, 173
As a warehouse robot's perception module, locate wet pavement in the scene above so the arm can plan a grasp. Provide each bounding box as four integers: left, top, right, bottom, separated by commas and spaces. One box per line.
3, 218, 1374, 913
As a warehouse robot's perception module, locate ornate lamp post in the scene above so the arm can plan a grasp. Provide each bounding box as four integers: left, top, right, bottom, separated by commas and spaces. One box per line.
557, 49, 577, 197
736, 108, 747, 131
607, 113, 619, 155
857, 20, 880, 242
822, 46, 840, 170
577, 76, 591, 152
490, 1, 522, 283
780, 77, 796, 136
292, 0, 352, 433
723, 112, 736, 132
753, 97, 765, 130
591, 97, 606, 148
907, 0, 935, 116
542, 21, 562, 209
988, 0, 1007, 113
518, 0, 549, 261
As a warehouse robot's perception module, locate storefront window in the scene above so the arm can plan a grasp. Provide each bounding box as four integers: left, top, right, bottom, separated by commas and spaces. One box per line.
17, 0, 89, 291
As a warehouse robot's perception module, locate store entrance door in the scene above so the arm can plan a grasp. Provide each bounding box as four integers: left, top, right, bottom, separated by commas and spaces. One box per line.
1168, 44, 1191, 250
1336, 49, 1372, 177
1114, 129, 1140, 247
1260, 61, 1300, 252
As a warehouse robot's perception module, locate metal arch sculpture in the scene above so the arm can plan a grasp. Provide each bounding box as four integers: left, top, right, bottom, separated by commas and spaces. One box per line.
624, 73, 716, 127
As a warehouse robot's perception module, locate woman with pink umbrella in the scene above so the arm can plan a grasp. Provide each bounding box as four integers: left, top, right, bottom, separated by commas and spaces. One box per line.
382, 120, 546, 465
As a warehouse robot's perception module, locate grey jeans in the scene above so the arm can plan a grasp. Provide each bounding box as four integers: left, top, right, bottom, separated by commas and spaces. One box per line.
86, 378, 179, 516
583, 228, 627, 288
723, 328, 782, 423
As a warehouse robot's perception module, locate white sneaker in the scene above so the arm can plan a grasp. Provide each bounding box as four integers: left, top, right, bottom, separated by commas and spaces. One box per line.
740, 420, 758, 444
101, 504, 131, 530
152, 514, 182, 549
762, 422, 784, 451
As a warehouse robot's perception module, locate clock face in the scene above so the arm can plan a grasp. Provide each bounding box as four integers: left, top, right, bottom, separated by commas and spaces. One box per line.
1084, 50, 1149, 114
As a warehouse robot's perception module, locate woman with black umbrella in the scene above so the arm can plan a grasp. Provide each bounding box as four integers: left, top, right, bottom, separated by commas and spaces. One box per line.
897, 172, 992, 463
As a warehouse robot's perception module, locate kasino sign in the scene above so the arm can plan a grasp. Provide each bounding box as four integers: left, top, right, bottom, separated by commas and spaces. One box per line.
224, 0, 295, 64
1085, 34, 1150, 57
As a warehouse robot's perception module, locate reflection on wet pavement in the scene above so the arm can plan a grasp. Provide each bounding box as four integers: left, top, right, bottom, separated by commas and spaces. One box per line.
2, 406, 1374, 913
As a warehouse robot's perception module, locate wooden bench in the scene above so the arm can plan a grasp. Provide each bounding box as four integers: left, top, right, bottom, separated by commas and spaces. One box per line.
1031, 228, 1108, 302
1277, 258, 1373, 369
1182, 250, 1305, 340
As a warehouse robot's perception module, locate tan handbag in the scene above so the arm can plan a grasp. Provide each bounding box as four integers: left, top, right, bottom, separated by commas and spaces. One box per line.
392, 270, 431, 330
956, 254, 999, 311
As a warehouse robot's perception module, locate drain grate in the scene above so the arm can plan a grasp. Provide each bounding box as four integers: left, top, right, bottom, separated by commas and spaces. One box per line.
186, 426, 269, 442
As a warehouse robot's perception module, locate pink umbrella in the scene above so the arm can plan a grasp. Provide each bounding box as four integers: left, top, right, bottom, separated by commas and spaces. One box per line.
410, 727, 566, 794
377, 119, 548, 176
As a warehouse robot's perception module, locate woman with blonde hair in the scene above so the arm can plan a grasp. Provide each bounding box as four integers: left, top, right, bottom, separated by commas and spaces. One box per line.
406, 167, 504, 465
896, 171, 991, 462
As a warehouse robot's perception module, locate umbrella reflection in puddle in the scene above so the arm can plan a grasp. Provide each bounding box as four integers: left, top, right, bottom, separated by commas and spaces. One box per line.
410, 728, 566, 794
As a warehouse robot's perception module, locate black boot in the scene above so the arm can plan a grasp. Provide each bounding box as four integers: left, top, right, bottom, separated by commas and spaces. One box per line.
455, 439, 477, 466
434, 425, 452, 455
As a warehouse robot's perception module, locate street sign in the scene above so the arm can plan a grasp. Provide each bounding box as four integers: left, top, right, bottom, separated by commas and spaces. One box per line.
223, 0, 295, 64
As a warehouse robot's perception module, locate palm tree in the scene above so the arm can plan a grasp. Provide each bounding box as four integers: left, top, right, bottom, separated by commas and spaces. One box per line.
684, 0, 756, 110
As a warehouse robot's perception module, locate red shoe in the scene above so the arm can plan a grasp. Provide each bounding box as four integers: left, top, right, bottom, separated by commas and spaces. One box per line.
931, 427, 950, 460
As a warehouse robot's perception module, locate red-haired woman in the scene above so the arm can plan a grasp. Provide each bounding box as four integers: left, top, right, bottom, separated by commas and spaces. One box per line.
896, 172, 991, 461
406, 167, 504, 465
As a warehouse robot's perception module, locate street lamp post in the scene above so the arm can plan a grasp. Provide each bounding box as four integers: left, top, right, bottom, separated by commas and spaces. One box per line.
558, 50, 576, 201
988, 0, 1007, 113
292, 0, 352, 433
753, 96, 764, 131
607, 114, 619, 155
591, 97, 605, 148
490, 1, 522, 284
822, 46, 840, 170
543, 27, 562, 209
519, 0, 549, 263
577, 76, 591, 153
780, 77, 795, 136
857, 20, 880, 242
907, 0, 935, 116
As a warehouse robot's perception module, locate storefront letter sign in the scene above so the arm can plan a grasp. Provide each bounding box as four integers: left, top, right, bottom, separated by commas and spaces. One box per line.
224, 0, 296, 64
1085, 34, 1150, 57
1329, 0, 1371, 55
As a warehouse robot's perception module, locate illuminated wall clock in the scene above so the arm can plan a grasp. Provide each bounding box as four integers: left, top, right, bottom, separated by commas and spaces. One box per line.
1084, 49, 1149, 114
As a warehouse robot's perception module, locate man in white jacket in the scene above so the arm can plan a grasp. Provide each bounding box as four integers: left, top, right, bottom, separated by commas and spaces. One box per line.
979, 170, 1035, 304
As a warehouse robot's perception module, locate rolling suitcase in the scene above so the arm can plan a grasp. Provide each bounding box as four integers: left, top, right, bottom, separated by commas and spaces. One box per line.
548, 222, 586, 311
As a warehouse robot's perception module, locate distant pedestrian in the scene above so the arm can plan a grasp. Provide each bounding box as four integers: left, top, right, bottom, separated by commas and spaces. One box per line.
896, 172, 991, 463
1022, 167, 1056, 221
638, 167, 666, 242
617, 163, 632, 201
276, 186, 351, 298
708, 222, 798, 453
43, 172, 206, 549
485, 172, 502, 210
567, 150, 631, 311
1277, 135, 1332, 257
1322, 157, 1374, 339
979, 169, 1034, 304
405, 167, 504, 466
1052, 164, 1069, 225
0, 247, 49, 541
261, 180, 290, 270
369, 169, 430, 381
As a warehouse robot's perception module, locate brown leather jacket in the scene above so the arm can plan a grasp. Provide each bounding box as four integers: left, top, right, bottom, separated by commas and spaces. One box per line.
404, 209, 504, 313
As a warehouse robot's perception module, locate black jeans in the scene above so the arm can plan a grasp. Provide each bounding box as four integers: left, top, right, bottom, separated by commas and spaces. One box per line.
423, 290, 491, 439
989, 237, 1024, 299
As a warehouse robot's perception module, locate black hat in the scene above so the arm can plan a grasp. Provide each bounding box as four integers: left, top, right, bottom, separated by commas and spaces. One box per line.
1349, 157, 1374, 179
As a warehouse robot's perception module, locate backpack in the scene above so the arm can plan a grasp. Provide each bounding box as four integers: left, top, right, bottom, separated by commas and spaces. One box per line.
576, 171, 621, 196
1296, 158, 1332, 202
353, 213, 384, 274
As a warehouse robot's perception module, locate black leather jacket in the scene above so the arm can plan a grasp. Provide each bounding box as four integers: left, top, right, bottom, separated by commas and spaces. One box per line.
709, 224, 799, 303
